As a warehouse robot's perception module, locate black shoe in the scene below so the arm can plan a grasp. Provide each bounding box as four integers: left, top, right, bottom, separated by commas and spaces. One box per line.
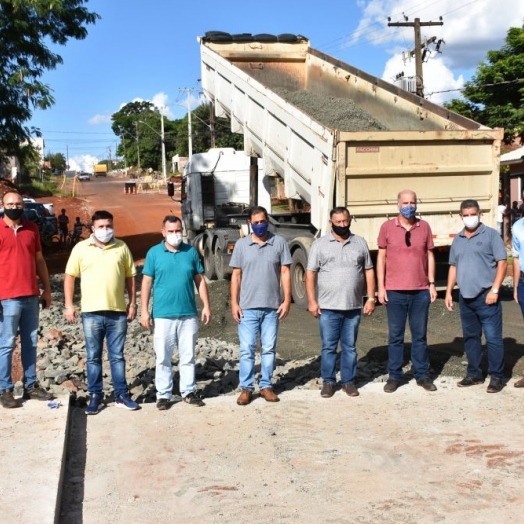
384, 379, 400, 393
487, 379, 504, 393
416, 378, 437, 392
23, 383, 54, 401
0, 389, 21, 409
183, 393, 205, 407
320, 382, 335, 398
457, 376, 484, 387
156, 398, 169, 410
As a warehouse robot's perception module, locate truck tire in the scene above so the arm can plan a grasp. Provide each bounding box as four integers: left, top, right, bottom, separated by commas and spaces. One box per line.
204, 244, 217, 280
291, 249, 308, 310
214, 245, 228, 280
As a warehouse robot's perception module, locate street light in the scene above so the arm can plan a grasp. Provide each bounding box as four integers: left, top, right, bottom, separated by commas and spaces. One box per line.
137, 115, 167, 183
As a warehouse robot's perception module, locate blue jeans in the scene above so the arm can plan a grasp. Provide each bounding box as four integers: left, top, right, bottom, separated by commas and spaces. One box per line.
82, 312, 129, 397
386, 290, 431, 381
0, 296, 39, 391
319, 309, 361, 385
459, 290, 504, 380
238, 308, 279, 390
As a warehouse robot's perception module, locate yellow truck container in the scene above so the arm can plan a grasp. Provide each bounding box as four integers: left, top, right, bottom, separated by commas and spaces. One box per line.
93, 164, 108, 177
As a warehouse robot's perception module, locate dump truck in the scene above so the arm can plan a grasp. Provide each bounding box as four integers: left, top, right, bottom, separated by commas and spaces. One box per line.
189, 32, 503, 308
93, 164, 108, 177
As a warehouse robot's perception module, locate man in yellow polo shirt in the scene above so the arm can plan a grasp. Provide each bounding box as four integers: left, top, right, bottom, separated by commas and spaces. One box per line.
64, 210, 138, 415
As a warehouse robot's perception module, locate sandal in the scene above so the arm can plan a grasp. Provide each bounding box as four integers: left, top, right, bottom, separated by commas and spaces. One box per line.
183, 393, 205, 407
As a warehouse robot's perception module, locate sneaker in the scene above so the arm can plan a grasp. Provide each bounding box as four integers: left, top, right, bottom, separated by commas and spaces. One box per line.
183, 393, 205, 407
416, 378, 437, 392
156, 398, 169, 410
23, 383, 54, 401
384, 379, 400, 393
85, 393, 103, 415
487, 378, 504, 393
0, 389, 21, 409
115, 393, 139, 410
457, 376, 484, 387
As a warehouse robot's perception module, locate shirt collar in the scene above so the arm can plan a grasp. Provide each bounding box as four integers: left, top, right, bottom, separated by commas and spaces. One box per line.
248, 231, 275, 245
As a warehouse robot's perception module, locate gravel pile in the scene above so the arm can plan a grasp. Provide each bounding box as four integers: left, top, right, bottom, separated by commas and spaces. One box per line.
273, 87, 388, 131
18, 273, 397, 406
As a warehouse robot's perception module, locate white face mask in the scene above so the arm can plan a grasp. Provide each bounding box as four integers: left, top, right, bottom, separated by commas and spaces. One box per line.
165, 233, 183, 247
94, 228, 114, 243
462, 215, 480, 230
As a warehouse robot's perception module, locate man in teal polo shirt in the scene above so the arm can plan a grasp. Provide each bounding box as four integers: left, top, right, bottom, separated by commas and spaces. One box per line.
141, 215, 211, 410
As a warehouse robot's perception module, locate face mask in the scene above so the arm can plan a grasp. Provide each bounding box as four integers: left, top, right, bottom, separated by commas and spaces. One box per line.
332, 224, 350, 237
3, 208, 23, 220
399, 205, 417, 219
165, 233, 183, 247
94, 228, 114, 243
251, 222, 269, 237
462, 215, 479, 230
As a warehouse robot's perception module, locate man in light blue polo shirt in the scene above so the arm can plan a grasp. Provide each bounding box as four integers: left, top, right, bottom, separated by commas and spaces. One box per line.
511, 216, 524, 388
141, 215, 211, 410
445, 199, 507, 393
230, 206, 292, 406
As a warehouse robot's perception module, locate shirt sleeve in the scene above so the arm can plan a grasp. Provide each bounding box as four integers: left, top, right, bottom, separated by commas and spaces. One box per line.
377, 222, 387, 249
307, 240, 320, 271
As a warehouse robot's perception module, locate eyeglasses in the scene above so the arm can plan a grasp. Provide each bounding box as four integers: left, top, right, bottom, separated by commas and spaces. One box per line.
4, 203, 23, 209
405, 230, 411, 247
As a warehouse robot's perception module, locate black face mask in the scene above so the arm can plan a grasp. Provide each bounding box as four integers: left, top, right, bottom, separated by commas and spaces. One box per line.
3, 208, 23, 220
332, 224, 350, 237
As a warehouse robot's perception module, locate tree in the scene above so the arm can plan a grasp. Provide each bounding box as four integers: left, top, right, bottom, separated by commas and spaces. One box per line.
445, 23, 524, 144
45, 151, 66, 172
0, 1, 99, 162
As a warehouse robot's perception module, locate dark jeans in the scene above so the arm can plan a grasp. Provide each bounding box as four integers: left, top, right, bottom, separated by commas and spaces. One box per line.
386, 290, 431, 381
459, 289, 504, 380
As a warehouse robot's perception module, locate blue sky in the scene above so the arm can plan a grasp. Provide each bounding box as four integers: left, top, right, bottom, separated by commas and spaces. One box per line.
29, 0, 524, 172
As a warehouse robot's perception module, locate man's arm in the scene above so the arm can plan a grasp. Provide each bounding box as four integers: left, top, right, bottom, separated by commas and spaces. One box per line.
277, 264, 291, 320
445, 265, 457, 311
486, 259, 507, 305
376, 247, 387, 305
35, 251, 52, 308
194, 273, 211, 325
305, 269, 320, 318
63, 273, 77, 322
362, 268, 376, 316
427, 249, 437, 303
514, 257, 520, 303
230, 268, 243, 323
140, 275, 153, 329
125, 276, 137, 321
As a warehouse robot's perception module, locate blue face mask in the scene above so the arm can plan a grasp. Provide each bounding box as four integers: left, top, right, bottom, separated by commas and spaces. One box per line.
399, 205, 417, 219
251, 222, 269, 237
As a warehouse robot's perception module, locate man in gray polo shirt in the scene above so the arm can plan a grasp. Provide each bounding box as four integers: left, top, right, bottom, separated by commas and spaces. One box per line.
230, 206, 292, 406
306, 207, 376, 398
445, 199, 507, 393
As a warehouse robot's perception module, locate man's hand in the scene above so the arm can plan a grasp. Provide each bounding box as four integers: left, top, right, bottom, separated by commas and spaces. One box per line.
363, 299, 376, 316
277, 300, 291, 321
140, 310, 153, 330
444, 292, 454, 311
308, 300, 321, 318
377, 289, 388, 305
485, 290, 499, 305
201, 306, 212, 325
231, 303, 243, 323
64, 307, 77, 323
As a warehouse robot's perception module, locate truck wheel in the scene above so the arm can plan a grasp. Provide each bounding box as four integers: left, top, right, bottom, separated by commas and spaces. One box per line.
291, 249, 308, 309
204, 245, 217, 280
215, 246, 227, 280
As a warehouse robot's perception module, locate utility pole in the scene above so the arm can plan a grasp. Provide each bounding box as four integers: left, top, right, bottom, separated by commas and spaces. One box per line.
135, 121, 141, 170
160, 110, 167, 182
209, 101, 216, 149
179, 87, 197, 158
388, 17, 443, 97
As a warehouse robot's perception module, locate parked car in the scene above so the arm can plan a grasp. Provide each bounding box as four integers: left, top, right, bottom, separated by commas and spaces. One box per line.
22, 202, 58, 231
0, 208, 57, 247
23, 198, 54, 217
78, 172, 91, 181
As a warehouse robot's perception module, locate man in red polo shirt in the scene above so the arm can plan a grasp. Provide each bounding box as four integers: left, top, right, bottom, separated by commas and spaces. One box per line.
376, 189, 438, 393
0, 191, 53, 408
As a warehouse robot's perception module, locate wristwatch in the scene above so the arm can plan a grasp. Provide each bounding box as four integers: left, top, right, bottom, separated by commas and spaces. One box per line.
491, 288, 499, 294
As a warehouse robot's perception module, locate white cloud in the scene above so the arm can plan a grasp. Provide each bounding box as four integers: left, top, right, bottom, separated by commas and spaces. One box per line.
88, 114, 112, 125
353, 0, 524, 100
68, 154, 99, 173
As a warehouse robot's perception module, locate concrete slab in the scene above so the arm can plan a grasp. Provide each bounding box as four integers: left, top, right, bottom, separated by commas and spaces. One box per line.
66, 379, 524, 523
0, 394, 70, 524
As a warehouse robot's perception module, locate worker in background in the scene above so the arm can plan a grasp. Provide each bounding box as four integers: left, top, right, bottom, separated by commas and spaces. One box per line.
230, 205, 292, 406
306, 206, 376, 398
445, 199, 507, 393
140, 215, 211, 410
58, 208, 69, 245
377, 189, 438, 393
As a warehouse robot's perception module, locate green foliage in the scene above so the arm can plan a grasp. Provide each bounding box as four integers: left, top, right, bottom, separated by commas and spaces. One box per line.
45, 151, 66, 172
444, 24, 524, 143
0, 1, 99, 162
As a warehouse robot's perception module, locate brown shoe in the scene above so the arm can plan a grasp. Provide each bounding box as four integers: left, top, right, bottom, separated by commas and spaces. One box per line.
236, 389, 253, 406
514, 377, 524, 388
0, 390, 21, 409
341, 383, 359, 397
259, 388, 280, 402
320, 382, 335, 398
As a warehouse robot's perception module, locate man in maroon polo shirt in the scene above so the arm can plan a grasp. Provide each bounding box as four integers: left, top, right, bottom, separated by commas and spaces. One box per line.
376, 189, 438, 393
0, 191, 53, 408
